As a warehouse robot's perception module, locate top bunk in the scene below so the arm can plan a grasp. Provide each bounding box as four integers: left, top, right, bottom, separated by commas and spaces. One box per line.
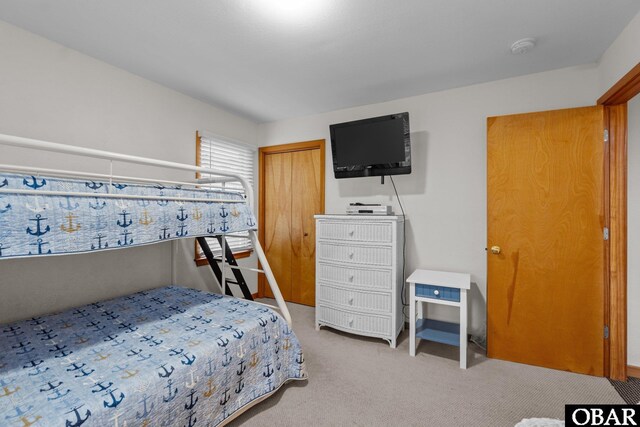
0, 132, 293, 326
0, 133, 256, 259
0, 172, 255, 258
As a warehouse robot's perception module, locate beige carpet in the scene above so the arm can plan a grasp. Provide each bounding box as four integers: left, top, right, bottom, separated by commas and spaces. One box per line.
230, 301, 623, 427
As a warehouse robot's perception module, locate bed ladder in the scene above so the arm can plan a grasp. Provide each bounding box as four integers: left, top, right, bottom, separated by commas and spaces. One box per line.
196, 236, 254, 301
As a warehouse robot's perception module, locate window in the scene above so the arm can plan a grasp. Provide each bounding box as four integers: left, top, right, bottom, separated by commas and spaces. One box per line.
195, 131, 256, 264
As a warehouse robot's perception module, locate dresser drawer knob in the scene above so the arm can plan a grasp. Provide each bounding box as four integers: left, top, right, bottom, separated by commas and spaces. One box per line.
349, 275, 354, 282
348, 296, 354, 305
433, 290, 440, 296
348, 317, 354, 325
349, 230, 355, 236
349, 252, 354, 259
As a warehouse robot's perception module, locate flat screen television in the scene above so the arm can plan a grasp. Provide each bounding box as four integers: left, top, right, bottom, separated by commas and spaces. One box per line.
330, 112, 411, 179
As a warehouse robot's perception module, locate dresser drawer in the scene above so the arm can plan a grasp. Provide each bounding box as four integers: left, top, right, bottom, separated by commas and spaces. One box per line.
317, 220, 392, 244
317, 242, 392, 267
317, 283, 391, 313
415, 284, 460, 302
317, 262, 391, 290
317, 305, 391, 336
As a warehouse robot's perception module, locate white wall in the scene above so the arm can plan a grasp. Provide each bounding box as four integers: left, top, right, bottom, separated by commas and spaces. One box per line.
0, 20, 259, 324
598, 12, 640, 96
259, 64, 601, 336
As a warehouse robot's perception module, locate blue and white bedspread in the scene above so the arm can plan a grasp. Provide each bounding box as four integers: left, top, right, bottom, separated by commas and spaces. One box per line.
0, 173, 257, 259
0, 286, 307, 426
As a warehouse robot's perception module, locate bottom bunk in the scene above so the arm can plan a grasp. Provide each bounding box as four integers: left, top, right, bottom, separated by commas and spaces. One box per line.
0, 286, 307, 426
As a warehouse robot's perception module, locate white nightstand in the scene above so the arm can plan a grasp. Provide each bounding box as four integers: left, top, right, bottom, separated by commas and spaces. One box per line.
407, 269, 470, 369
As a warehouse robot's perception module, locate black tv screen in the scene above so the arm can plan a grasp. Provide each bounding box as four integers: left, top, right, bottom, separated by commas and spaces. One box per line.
330, 112, 411, 179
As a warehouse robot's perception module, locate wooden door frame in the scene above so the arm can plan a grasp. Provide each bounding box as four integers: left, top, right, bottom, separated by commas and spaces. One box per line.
257, 139, 326, 298
598, 62, 640, 381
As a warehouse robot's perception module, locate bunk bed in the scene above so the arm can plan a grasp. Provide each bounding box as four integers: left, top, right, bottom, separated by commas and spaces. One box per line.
0, 133, 307, 426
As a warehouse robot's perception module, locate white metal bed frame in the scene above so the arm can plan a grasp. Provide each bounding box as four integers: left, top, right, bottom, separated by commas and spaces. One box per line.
0, 133, 293, 326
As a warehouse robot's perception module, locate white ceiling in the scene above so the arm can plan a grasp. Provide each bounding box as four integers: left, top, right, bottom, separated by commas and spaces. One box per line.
1, 0, 639, 123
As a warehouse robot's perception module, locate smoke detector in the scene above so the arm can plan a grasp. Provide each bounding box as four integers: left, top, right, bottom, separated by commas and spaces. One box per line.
510, 38, 536, 55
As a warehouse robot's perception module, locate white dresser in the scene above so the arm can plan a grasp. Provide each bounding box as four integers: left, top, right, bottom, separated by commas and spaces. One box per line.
314, 214, 404, 348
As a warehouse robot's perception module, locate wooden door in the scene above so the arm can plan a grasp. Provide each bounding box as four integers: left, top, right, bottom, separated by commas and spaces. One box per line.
260, 140, 325, 305
487, 106, 606, 376
290, 149, 323, 305
263, 152, 293, 300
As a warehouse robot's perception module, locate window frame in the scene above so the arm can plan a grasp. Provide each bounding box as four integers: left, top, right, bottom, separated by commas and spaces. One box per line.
194, 131, 254, 265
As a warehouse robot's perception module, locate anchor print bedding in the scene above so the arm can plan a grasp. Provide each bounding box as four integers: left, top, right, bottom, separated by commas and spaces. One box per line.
0, 286, 307, 426
0, 173, 257, 259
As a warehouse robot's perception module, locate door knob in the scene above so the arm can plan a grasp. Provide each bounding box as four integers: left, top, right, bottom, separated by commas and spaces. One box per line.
490, 246, 501, 255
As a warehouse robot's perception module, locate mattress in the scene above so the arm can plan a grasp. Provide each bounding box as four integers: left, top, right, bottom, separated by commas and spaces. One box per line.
0, 286, 307, 426
0, 173, 257, 259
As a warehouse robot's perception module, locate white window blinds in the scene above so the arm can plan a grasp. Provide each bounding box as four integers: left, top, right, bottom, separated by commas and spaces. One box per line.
198, 133, 256, 256
199, 135, 255, 192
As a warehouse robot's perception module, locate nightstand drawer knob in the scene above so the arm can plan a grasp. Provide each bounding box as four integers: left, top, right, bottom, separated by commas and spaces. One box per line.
433, 290, 440, 296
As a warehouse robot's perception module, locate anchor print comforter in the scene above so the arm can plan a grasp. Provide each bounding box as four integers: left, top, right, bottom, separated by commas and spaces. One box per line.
0, 173, 257, 259
0, 286, 307, 426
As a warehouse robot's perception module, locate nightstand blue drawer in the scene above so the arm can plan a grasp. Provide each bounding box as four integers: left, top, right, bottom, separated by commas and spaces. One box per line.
415, 284, 460, 302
